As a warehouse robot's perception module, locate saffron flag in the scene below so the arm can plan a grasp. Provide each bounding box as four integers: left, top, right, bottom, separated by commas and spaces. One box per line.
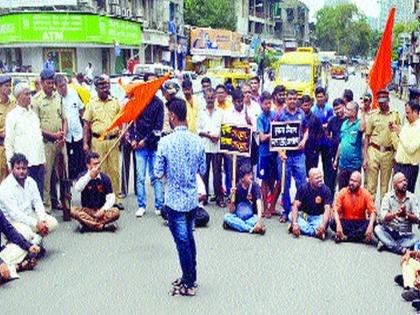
99, 73, 170, 140
368, 7, 395, 110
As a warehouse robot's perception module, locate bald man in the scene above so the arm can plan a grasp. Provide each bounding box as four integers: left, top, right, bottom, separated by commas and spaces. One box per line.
331, 171, 377, 243
374, 173, 419, 255
290, 168, 332, 239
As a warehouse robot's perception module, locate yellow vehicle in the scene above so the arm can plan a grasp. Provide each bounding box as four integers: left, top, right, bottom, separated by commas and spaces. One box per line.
202, 68, 252, 88
274, 47, 322, 97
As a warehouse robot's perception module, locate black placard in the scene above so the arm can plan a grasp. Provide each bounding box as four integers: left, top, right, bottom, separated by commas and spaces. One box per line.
219, 124, 252, 157
270, 121, 301, 151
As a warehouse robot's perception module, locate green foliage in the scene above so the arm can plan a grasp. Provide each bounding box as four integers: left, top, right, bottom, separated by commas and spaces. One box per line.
184, 0, 237, 31
391, 20, 419, 60
315, 3, 372, 58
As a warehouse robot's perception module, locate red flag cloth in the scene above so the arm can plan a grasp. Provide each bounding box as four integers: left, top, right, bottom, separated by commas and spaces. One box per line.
99, 73, 170, 140
368, 7, 395, 110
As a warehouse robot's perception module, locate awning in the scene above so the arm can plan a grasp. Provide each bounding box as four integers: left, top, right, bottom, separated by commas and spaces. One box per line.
192, 55, 207, 63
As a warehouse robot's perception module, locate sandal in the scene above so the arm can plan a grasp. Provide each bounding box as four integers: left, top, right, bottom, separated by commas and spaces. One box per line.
217, 201, 227, 208
172, 277, 198, 288
279, 215, 288, 223
16, 254, 37, 272
169, 283, 197, 297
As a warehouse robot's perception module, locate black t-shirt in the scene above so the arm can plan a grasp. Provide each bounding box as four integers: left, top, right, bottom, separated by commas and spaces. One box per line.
235, 182, 261, 214
295, 182, 332, 216
305, 112, 323, 153
79, 172, 113, 209
327, 116, 345, 157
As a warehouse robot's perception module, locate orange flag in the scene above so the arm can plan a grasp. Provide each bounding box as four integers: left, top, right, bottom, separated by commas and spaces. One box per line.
99, 73, 170, 140
368, 7, 395, 110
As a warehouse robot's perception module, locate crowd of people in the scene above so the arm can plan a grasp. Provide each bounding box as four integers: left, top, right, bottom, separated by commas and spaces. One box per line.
0, 69, 419, 305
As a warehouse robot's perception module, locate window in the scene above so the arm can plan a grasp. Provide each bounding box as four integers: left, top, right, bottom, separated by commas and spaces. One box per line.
278, 64, 312, 83
43, 49, 76, 73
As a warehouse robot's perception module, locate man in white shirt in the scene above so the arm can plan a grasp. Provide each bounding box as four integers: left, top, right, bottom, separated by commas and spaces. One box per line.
197, 88, 226, 207
55, 74, 85, 180
4, 83, 46, 197
0, 153, 58, 247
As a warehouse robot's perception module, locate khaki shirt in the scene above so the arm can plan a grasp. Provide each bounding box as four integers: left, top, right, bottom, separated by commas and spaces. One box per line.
83, 96, 120, 135
0, 97, 16, 135
365, 109, 400, 148
32, 91, 66, 133
185, 95, 199, 134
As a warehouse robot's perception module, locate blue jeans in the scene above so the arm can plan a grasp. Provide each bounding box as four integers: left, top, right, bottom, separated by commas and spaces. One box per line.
374, 225, 419, 254
288, 212, 324, 236
135, 148, 163, 209
167, 206, 197, 288
277, 153, 307, 219
224, 213, 258, 233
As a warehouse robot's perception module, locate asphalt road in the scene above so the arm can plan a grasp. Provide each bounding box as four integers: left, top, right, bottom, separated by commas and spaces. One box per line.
1, 74, 418, 315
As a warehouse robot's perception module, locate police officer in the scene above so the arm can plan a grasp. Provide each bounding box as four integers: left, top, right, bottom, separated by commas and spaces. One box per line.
0, 75, 15, 181
363, 89, 400, 201
83, 76, 123, 210
32, 69, 67, 213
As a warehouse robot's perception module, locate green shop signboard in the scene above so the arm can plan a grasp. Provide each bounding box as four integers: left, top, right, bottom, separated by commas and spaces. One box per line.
0, 13, 142, 46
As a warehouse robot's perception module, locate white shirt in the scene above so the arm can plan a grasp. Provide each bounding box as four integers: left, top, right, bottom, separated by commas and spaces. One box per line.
5, 105, 46, 166
0, 174, 46, 228
223, 107, 249, 126
244, 100, 262, 131
197, 107, 223, 153
85, 65, 95, 80
63, 87, 84, 142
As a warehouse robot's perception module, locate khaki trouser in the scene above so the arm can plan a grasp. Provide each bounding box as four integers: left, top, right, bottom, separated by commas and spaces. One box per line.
403, 258, 420, 288
70, 207, 120, 231
44, 141, 67, 213
0, 242, 27, 268
0, 145, 9, 182
92, 137, 121, 203
12, 214, 58, 242
366, 147, 394, 201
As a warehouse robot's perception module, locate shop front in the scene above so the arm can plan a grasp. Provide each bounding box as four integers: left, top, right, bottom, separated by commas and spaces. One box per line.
0, 13, 142, 74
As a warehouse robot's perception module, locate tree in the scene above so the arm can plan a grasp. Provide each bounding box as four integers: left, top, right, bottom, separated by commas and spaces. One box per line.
184, 0, 237, 31
315, 3, 372, 58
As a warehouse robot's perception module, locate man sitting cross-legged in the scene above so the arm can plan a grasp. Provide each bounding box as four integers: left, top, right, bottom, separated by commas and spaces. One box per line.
374, 172, 419, 255
71, 152, 120, 232
0, 153, 58, 250
330, 171, 377, 243
223, 163, 265, 235
289, 168, 332, 239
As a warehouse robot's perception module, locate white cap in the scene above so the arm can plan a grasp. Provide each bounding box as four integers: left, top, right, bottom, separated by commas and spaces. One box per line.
13, 82, 30, 98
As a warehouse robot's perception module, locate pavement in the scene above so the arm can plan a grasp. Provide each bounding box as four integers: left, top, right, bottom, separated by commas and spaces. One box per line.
1, 74, 419, 315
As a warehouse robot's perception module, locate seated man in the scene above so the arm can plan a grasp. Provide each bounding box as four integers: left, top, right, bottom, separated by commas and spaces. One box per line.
0, 209, 40, 281
162, 174, 210, 227
223, 163, 265, 235
374, 173, 419, 254
395, 250, 420, 305
0, 153, 58, 247
290, 168, 332, 239
71, 152, 120, 232
331, 171, 376, 243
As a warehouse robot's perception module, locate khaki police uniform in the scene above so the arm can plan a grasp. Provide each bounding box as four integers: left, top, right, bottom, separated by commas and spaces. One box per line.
83, 96, 121, 203
0, 97, 15, 181
32, 90, 67, 213
365, 108, 400, 201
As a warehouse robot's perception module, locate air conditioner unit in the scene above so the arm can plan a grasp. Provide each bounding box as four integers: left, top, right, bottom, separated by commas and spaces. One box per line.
122, 8, 127, 16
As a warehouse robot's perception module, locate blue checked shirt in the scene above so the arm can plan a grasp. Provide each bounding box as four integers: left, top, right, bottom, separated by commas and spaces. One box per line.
154, 126, 206, 212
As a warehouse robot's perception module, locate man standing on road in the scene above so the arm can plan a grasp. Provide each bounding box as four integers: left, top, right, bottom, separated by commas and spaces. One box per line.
331, 171, 376, 243
290, 168, 332, 239
0, 75, 15, 182
155, 97, 206, 297
375, 173, 419, 254
83, 76, 123, 210
183, 79, 199, 134
364, 89, 400, 201
391, 101, 420, 193
333, 101, 366, 189
32, 69, 67, 213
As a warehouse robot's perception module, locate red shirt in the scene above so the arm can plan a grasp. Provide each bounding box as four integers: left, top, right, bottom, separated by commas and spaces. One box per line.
334, 187, 376, 220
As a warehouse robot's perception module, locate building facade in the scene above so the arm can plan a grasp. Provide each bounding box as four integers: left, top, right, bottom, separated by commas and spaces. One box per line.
379, 0, 415, 30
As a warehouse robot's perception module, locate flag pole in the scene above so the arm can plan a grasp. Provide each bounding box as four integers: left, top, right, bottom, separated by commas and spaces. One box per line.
98, 120, 134, 168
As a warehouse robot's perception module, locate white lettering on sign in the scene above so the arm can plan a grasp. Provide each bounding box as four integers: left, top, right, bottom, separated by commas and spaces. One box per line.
42, 31, 64, 41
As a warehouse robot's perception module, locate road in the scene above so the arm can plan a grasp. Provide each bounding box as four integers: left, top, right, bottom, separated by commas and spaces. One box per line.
1, 73, 418, 315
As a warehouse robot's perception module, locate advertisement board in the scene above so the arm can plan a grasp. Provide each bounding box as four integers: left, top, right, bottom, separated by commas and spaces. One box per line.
190, 28, 241, 56
0, 0, 77, 7
0, 13, 142, 46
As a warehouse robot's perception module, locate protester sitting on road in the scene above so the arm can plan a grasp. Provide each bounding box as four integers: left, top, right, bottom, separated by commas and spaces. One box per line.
289, 168, 332, 240
0, 208, 40, 281
331, 171, 376, 243
396, 250, 420, 305
223, 163, 265, 235
162, 174, 210, 228
0, 153, 58, 248
71, 152, 120, 232
374, 173, 419, 254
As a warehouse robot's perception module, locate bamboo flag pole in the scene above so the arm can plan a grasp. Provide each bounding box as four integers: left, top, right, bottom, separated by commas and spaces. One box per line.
230, 153, 237, 204
280, 149, 286, 194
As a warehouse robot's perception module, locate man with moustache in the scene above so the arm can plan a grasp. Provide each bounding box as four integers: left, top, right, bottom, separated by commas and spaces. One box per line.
0, 75, 15, 181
